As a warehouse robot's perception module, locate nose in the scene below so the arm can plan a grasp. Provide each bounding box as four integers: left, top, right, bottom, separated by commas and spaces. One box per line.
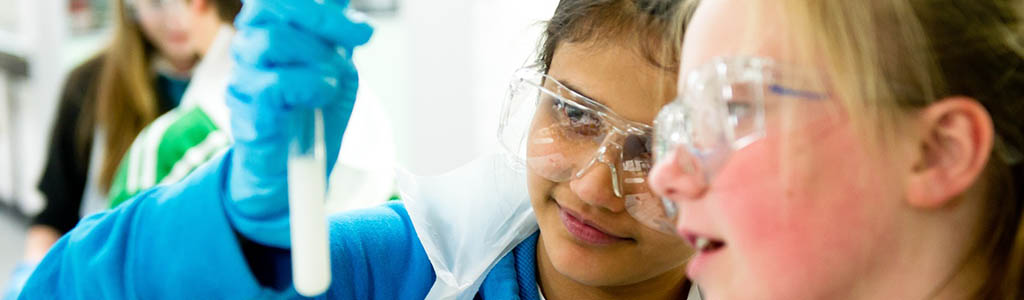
570, 160, 626, 213
648, 146, 709, 203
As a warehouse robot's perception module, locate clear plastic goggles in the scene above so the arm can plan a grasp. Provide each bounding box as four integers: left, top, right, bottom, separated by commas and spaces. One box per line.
125, 0, 189, 21
499, 66, 677, 234
127, 0, 186, 9
653, 56, 827, 188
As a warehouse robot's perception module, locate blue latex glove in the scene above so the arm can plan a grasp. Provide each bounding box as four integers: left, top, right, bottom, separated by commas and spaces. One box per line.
225, 0, 373, 248
2, 261, 38, 300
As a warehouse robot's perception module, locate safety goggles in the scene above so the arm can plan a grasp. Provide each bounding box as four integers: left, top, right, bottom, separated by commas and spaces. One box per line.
142, 0, 186, 8
653, 56, 827, 194
499, 65, 677, 234
125, 0, 188, 21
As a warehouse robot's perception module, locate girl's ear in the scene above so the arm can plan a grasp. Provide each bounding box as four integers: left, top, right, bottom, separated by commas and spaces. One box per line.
905, 97, 994, 208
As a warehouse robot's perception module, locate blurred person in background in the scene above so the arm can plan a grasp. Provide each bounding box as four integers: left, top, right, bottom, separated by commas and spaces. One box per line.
106, 0, 241, 208
107, 0, 395, 212
2, 0, 212, 298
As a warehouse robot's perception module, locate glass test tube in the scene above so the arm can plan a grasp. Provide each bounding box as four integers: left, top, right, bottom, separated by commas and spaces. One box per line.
288, 109, 332, 296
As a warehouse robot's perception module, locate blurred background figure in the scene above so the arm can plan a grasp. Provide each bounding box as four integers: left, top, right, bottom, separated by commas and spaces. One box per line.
0, 0, 555, 295
105, 0, 241, 209
2, 0, 201, 298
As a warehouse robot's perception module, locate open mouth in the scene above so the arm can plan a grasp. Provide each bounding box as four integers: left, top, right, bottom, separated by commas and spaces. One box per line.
681, 231, 726, 278
685, 233, 726, 254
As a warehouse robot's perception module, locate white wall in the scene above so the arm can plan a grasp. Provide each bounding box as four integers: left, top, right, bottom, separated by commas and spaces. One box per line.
0, 0, 75, 215
0, 72, 12, 206
0, 0, 16, 31
19, 0, 70, 215
356, 0, 557, 175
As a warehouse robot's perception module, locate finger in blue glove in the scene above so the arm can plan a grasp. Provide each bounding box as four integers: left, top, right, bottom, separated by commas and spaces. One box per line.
237, 0, 373, 50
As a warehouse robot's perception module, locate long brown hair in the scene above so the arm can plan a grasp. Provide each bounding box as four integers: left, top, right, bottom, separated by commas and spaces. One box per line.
93, 0, 165, 191
776, 0, 1023, 298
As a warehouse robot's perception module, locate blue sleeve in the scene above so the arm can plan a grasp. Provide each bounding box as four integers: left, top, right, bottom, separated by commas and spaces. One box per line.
19, 150, 285, 299
250, 202, 439, 299
20, 148, 438, 299
323, 202, 436, 299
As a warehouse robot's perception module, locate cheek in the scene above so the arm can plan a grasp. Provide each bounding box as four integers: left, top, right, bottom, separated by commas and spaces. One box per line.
529, 170, 691, 284
526, 128, 576, 181
711, 122, 899, 296
135, 8, 165, 34
135, 10, 189, 49
527, 173, 555, 211
528, 173, 562, 237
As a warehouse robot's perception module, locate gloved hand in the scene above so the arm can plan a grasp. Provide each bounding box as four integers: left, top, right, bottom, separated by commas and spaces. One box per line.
224, 0, 373, 247
2, 261, 38, 300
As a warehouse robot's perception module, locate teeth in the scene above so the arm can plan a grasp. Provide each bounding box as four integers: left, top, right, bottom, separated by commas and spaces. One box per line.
695, 237, 710, 251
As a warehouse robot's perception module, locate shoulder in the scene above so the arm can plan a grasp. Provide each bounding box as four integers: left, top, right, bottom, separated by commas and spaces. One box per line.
477, 231, 541, 299
331, 201, 410, 223
144, 105, 224, 154
326, 202, 436, 299
72, 55, 105, 79
65, 55, 105, 91
58, 55, 105, 109
141, 106, 222, 145
328, 202, 418, 248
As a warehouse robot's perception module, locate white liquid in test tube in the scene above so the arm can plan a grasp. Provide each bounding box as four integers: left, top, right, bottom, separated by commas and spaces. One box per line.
288, 109, 332, 296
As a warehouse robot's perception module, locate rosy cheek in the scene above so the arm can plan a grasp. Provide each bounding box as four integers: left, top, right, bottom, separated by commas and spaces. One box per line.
714, 137, 799, 252
708, 119, 897, 297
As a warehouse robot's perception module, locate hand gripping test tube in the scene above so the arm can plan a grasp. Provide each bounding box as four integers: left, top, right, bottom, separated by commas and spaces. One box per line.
288, 109, 332, 296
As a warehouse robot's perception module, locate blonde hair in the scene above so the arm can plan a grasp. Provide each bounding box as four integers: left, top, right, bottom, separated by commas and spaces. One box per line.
94, 0, 164, 191
773, 0, 1024, 298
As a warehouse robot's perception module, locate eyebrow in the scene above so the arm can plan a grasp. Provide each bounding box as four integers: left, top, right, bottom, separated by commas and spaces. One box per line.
553, 78, 610, 108
551, 76, 661, 127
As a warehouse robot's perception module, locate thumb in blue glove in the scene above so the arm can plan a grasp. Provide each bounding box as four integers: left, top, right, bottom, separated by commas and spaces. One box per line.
224, 0, 373, 248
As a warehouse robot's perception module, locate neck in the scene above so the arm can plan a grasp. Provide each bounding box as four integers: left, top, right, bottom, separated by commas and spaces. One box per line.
194, 15, 225, 57
849, 197, 986, 300
535, 236, 690, 300
165, 57, 195, 75
928, 254, 986, 300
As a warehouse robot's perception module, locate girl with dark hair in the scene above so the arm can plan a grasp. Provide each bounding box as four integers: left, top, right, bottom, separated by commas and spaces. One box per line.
18, 0, 699, 299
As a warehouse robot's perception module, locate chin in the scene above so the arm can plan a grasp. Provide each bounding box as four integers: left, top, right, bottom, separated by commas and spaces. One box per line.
550, 248, 619, 285
542, 231, 641, 286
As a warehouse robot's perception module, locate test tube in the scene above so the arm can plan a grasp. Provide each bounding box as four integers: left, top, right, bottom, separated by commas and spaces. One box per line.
288, 108, 332, 296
